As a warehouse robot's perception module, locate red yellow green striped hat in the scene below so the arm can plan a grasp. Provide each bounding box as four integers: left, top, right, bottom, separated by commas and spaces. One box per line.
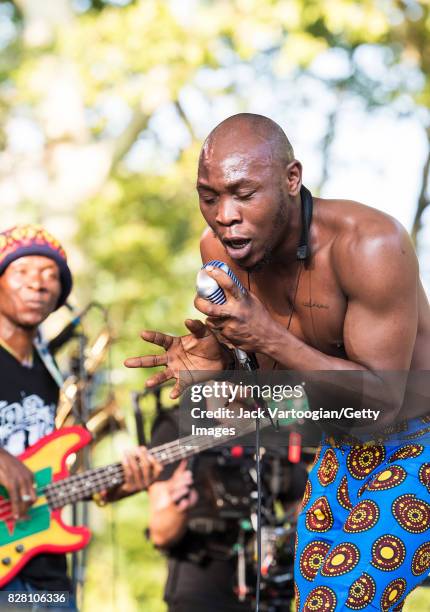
0, 224, 72, 308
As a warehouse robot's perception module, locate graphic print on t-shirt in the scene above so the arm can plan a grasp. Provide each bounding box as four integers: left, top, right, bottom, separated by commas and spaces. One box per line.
0, 346, 70, 589
0, 393, 55, 455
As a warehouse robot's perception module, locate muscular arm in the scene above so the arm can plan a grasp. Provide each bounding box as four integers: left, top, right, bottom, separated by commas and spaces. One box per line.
267, 225, 417, 365
267, 224, 417, 421
199, 222, 419, 424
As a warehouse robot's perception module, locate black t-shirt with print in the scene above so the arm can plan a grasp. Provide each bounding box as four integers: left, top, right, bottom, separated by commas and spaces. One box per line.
0, 345, 71, 591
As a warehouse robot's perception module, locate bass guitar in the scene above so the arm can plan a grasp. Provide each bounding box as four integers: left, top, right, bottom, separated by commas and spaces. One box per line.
0, 419, 263, 587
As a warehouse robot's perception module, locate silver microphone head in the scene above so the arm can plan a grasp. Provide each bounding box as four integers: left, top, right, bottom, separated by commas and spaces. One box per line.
196, 260, 245, 305
196, 269, 227, 305
195, 260, 255, 370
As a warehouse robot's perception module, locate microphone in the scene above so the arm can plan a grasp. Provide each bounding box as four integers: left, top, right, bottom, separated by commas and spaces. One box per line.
48, 303, 92, 354
196, 260, 259, 371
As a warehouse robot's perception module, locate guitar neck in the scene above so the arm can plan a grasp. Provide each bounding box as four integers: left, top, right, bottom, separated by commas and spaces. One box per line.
45, 421, 257, 510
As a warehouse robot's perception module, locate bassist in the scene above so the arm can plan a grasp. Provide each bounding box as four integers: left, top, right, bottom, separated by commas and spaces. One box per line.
0, 225, 161, 606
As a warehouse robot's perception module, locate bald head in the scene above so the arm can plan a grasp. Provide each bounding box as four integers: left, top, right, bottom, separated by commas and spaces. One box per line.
197, 113, 302, 271
199, 113, 295, 170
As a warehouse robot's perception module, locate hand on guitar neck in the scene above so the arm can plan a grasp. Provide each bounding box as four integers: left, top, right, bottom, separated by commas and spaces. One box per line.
0, 448, 37, 520
0, 441, 162, 514
102, 446, 163, 502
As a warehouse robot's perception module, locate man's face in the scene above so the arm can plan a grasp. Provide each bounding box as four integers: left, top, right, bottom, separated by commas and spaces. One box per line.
197, 138, 292, 271
0, 256, 61, 329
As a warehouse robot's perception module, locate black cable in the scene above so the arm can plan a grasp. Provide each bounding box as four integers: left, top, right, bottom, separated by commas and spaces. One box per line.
255, 415, 261, 612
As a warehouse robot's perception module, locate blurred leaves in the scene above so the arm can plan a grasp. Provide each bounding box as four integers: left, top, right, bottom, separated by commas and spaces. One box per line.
0, 1, 430, 609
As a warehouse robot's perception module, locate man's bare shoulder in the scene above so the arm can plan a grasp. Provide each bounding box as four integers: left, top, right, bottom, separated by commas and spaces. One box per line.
318, 197, 403, 233
319, 198, 418, 299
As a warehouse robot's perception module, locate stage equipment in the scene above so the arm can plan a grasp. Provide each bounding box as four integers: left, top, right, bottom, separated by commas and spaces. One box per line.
55, 326, 113, 430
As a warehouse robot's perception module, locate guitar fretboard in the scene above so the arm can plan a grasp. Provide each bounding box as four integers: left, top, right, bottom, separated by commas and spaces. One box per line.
45, 422, 257, 509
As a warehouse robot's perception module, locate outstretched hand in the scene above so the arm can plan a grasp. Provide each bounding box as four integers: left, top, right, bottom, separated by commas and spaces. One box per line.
124, 319, 232, 399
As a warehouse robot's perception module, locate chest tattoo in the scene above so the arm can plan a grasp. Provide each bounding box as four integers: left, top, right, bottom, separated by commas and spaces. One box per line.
303, 300, 329, 310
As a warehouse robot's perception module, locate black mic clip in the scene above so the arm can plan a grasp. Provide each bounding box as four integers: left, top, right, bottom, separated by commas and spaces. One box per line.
296, 244, 310, 261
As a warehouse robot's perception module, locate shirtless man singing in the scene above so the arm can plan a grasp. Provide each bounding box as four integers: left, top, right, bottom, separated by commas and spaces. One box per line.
126, 113, 430, 611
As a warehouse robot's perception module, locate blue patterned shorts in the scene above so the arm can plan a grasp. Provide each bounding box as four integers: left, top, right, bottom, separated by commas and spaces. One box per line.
295, 418, 430, 611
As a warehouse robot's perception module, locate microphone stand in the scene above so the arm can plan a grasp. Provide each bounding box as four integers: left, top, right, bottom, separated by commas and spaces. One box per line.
56, 302, 111, 607
237, 356, 280, 612
237, 354, 264, 612
196, 262, 280, 611
131, 391, 147, 446
71, 332, 90, 609
131, 384, 167, 446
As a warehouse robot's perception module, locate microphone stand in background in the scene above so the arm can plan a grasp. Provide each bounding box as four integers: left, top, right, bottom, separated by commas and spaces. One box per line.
51, 302, 111, 608
132, 390, 147, 447
48, 304, 91, 356
70, 331, 90, 607
131, 385, 164, 447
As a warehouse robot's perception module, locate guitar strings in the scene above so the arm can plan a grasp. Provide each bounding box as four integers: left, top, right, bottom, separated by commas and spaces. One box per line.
0, 422, 258, 518
46, 428, 230, 505
46, 421, 257, 504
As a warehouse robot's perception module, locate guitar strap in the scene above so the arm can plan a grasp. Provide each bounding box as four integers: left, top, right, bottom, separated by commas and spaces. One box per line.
34, 330, 64, 388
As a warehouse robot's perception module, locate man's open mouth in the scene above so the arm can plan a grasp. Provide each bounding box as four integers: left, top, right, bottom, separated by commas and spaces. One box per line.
223, 238, 251, 249
223, 237, 252, 259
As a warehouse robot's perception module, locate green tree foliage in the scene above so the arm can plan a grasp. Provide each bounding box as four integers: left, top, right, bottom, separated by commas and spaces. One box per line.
1, 2, 430, 608
78, 147, 206, 386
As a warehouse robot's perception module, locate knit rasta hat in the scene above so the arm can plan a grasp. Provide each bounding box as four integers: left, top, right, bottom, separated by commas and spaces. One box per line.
0, 225, 72, 309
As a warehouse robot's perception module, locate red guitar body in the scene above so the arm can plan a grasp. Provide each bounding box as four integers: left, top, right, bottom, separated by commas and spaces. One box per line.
0, 427, 92, 587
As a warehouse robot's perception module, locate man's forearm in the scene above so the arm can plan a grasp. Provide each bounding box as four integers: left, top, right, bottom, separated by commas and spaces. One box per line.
149, 503, 188, 548
263, 320, 360, 371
